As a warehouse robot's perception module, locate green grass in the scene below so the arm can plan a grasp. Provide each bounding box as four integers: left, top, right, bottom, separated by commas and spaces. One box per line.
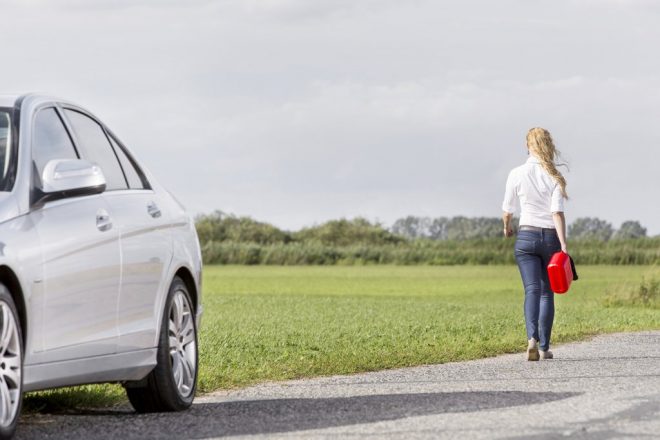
603, 267, 660, 308
25, 265, 660, 411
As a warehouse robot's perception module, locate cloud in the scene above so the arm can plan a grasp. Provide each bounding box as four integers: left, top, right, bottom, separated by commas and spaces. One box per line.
572, 0, 660, 7
1, 0, 659, 233
230, 0, 413, 21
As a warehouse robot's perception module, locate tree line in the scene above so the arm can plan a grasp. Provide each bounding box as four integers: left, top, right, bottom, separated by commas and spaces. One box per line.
195, 211, 658, 265
391, 216, 648, 241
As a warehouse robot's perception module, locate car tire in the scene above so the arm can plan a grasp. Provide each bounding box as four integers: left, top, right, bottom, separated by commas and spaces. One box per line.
125, 277, 198, 413
0, 284, 23, 440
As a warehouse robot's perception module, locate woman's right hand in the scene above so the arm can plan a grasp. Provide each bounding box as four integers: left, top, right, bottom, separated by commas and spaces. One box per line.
502, 212, 514, 238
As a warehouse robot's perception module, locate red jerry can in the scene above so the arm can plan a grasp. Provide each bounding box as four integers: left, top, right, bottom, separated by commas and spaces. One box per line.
547, 251, 573, 294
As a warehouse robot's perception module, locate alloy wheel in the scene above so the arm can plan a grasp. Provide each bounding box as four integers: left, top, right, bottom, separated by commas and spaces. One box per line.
0, 301, 21, 428
168, 290, 196, 398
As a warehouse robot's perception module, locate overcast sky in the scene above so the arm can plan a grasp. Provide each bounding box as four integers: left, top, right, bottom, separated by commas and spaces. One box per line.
3, 0, 659, 233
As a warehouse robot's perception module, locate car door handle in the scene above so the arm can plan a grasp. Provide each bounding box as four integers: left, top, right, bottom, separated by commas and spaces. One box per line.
147, 202, 161, 218
96, 209, 113, 232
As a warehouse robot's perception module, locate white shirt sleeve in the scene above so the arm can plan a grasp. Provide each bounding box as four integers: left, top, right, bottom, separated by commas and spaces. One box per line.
551, 184, 565, 213
501, 170, 518, 214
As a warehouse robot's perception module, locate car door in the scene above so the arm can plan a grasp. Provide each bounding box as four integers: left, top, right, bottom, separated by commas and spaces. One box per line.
29, 106, 121, 362
62, 110, 172, 352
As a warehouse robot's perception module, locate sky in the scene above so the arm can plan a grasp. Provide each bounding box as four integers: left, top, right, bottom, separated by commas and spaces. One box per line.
2, 0, 660, 233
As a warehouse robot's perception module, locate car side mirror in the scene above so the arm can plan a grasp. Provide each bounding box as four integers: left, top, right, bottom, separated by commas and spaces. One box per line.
34, 159, 107, 205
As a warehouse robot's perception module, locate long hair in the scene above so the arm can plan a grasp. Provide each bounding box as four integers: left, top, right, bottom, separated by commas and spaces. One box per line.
526, 127, 569, 199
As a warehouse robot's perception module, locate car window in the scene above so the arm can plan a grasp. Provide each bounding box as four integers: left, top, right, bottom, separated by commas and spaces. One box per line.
32, 108, 78, 179
108, 135, 145, 190
0, 111, 11, 186
64, 109, 128, 191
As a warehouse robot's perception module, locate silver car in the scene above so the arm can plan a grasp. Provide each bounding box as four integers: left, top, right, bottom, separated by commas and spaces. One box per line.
0, 94, 203, 439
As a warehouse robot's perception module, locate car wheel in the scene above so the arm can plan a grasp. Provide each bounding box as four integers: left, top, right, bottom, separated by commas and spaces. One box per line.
125, 277, 198, 413
0, 285, 22, 440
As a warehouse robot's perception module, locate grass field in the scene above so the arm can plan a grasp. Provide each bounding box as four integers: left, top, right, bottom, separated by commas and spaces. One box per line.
25, 265, 659, 411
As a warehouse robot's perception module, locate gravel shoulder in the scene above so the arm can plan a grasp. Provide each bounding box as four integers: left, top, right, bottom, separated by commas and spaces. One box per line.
17, 331, 660, 439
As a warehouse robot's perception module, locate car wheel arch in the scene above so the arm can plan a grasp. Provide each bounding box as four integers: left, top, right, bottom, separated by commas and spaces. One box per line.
0, 265, 27, 349
174, 267, 198, 313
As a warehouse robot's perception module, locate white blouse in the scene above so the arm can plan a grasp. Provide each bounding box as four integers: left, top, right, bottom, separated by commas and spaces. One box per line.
502, 156, 565, 228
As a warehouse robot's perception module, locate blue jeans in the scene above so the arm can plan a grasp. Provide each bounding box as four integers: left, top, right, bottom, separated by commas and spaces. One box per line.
514, 229, 561, 351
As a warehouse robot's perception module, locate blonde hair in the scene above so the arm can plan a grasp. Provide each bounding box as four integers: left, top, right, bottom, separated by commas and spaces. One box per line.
526, 127, 569, 199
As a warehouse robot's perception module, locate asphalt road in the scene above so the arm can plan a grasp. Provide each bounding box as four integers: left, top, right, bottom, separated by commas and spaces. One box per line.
17, 331, 660, 439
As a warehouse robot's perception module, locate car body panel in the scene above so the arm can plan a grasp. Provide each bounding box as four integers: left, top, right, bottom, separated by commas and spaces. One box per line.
23, 348, 157, 392
29, 194, 120, 362
103, 189, 173, 352
0, 212, 43, 358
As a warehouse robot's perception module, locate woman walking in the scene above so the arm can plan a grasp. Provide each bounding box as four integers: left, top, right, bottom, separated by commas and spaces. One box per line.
502, 127, 568, 361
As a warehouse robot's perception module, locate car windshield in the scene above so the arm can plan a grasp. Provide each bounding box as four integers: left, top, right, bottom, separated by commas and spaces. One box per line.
0, 110, 13, 191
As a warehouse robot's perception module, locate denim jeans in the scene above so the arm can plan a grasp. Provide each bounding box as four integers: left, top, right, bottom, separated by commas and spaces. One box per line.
514, 229, 561, 351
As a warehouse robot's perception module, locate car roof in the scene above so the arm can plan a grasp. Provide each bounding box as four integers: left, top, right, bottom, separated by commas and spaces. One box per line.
0, 93, 86, 110
0, 94, 20, 108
